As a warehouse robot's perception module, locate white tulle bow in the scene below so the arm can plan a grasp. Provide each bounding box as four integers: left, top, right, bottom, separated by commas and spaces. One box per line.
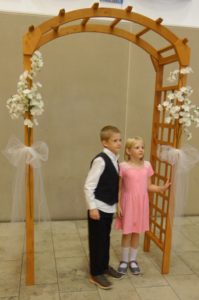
157, 144, 199, 216
3, 136, 49, 222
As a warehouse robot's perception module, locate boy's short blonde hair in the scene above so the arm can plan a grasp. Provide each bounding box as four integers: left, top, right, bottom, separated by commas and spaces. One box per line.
100, 125, 120, 141
124, 136, 144, 161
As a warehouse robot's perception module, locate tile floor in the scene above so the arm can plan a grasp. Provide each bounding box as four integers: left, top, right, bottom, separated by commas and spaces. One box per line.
0, 216, 199, 300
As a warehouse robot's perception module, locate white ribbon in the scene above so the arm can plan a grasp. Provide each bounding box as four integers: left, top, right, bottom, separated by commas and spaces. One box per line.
3, 136, 50, 222
157, 144, 199, 217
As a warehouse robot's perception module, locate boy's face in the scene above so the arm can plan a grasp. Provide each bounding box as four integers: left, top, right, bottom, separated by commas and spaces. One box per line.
102, 133, 122, 155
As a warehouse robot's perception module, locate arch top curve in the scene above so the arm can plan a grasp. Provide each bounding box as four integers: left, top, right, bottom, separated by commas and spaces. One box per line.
23, 3, 190, 66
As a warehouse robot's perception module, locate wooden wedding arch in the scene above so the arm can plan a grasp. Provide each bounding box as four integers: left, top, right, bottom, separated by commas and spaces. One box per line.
23, 3, 190, 285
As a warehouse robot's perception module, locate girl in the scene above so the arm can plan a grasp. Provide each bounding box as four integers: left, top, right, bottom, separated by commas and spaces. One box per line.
115, 137, 170, 275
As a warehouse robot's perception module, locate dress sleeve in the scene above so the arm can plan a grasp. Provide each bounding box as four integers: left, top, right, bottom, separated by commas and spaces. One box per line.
147, 161, 154, 177
119, 162, 125, 177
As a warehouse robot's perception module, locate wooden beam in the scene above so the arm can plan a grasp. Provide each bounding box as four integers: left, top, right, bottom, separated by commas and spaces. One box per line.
175, 39, 190, 66
52, 26, 59, 32
150, 56, 159, 72
136, 17, 162, 38
109, 5, 132, 29
92, 2, 99, 9
158, 45, 174, 54
182, 38, 188, 44
82, 3, 98, 26
23, 27, 42, 55
23, 56, 34, 286
156, 123, 176, 129
159, 54, 178, 65
52, 8, 65, 32
155, 17, 163, 24
29, 25, 35, 33
26, 162, 34, 285
81, 17, 90, 26
110, 18, 121, 28
145, 231, 164, 250
125, 6, 133, 13
136, 26, 150, 38
59, 8, 65, 17
156, 85, 178, 91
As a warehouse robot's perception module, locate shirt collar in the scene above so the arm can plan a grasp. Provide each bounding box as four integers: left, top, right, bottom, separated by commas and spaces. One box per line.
103, 148, 119, 161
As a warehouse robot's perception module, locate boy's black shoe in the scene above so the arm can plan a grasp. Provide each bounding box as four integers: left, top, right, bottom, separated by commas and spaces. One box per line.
89, 274, 112, 289
104, 266, 123, 279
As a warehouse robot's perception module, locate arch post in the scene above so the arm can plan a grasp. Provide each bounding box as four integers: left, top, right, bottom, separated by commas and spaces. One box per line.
24, 55, 34, 285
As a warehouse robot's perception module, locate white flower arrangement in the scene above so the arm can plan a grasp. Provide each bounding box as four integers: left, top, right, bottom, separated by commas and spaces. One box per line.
6, 51, 44, 128
157, 67, 199, 140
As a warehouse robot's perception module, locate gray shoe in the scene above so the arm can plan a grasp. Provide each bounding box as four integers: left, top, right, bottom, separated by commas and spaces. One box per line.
129, 260, 141, 275
105, 266, 123, 279
89, 274, 112, 289
118, 261, 128, 275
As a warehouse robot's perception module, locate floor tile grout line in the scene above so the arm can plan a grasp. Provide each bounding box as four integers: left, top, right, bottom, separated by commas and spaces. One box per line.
17, 222, 26, 300
50, 221, 62, 300
18, 237, 25, 300
74, 220, 89, 261
174, 251, 199, 275
163, 275, 183, 300
174, 226, 199, 250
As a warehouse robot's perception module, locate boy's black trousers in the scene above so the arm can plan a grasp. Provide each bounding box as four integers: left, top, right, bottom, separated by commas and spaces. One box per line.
88, 210, 114, 276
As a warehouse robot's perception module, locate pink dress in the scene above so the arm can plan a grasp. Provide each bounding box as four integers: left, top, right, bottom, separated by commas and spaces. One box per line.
115, 161, 154, 234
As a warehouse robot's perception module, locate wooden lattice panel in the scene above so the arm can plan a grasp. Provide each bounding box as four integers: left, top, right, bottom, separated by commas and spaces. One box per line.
144, 68, 188, 273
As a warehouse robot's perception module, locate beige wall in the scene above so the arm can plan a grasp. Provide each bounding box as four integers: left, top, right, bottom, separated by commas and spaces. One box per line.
0, 12, 198, 220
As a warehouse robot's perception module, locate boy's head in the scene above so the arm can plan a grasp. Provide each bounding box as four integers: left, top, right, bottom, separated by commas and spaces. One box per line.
100, 125, 122, 155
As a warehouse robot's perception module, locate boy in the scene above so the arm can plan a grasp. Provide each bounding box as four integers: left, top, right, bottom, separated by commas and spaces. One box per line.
84, 125, 122, 290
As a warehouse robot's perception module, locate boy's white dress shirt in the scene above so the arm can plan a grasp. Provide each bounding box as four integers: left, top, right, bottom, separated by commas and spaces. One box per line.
84, 148, 119, 214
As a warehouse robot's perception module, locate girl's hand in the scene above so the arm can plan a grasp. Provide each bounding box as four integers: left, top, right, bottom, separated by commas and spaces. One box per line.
89, 209, 100, 220
117, 203, 122, 218
159, 179, 171, 194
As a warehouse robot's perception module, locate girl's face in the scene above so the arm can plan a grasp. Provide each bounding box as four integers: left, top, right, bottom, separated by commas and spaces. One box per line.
127, 140, 144, 161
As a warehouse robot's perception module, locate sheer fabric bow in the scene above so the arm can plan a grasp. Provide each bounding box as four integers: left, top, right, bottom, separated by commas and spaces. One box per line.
157, 144, 199, 216
3, 136, 49, 222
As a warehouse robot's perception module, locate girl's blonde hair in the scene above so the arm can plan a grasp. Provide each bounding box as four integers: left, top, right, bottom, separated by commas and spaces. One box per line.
124, 136, 144, 161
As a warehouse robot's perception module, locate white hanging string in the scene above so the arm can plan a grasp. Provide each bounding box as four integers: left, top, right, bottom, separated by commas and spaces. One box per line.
157, 143, 199, 217
3, 136, 50, 222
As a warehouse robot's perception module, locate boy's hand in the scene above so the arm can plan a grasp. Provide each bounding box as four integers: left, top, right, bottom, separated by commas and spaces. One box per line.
89, 209, 100, 220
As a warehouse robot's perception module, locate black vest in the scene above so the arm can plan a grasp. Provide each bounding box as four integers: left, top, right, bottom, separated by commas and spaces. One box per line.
91, 152, 119, 205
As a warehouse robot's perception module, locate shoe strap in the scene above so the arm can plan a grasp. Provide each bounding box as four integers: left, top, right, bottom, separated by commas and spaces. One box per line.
129, 260, 138, 266
119, 261, 128, 266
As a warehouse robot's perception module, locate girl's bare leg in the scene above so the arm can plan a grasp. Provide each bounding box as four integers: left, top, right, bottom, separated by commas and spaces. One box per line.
122, 233, 132, 247
130, 233, 139, 248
